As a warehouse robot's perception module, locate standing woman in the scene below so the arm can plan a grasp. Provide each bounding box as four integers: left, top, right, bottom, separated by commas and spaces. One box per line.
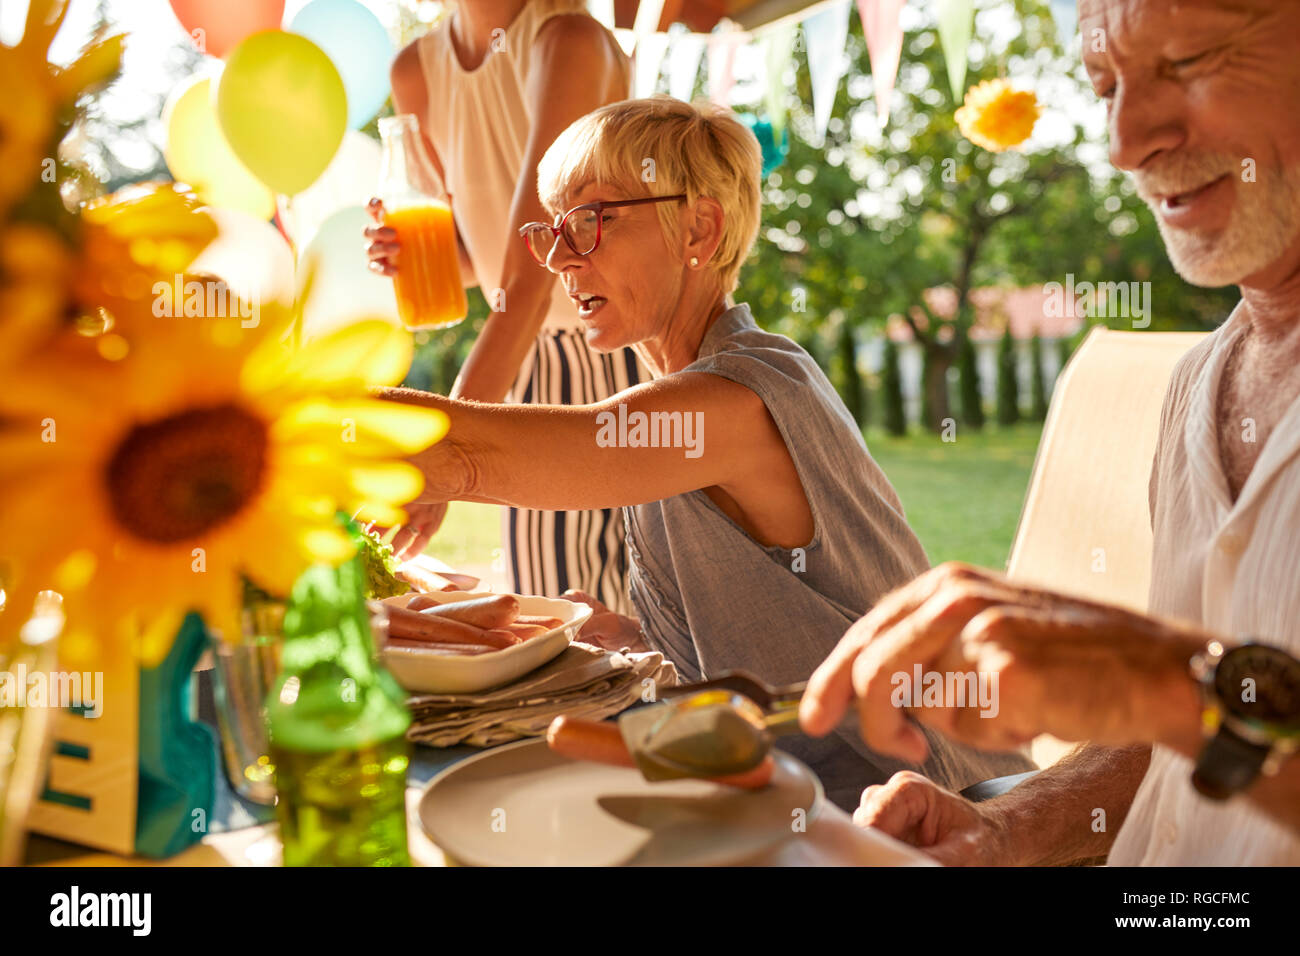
366, 0, 645, 612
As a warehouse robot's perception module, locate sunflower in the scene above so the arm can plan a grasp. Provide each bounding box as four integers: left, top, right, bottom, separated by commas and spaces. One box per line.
0, 298, 448, 667
0, 0, 123, 220
0, 220, 73, 361
955, 79, 1040, 153
74, 183, 218, 328
0, 184, 216, 374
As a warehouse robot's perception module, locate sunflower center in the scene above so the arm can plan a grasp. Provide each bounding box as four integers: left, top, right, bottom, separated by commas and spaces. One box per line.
106, 404, 268, 544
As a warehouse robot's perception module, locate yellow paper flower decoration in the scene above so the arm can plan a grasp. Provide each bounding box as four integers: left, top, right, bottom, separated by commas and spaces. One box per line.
0, 294, 448, 667
955, 79, 1040, 153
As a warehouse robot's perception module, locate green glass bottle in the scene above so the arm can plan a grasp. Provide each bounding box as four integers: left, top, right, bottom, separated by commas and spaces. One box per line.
265, 535, 412, 867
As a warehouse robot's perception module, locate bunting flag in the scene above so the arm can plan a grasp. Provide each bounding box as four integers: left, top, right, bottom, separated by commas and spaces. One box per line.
1049, 0, 1077, 47
634, 31, 671, 97
666, 29, 706, 102
802, 0, 852, 144
633, 0, 666, 37
857, 0, 906, 128
936, 0, 973, 101
612, 28, 637, 56
631, 0, 669, 97
761, 22, 798, 135
588, 0, 616, 30
707, 25, 744, 105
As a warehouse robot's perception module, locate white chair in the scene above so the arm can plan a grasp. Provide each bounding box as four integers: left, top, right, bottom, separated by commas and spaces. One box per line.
1006, 326, 1208, 767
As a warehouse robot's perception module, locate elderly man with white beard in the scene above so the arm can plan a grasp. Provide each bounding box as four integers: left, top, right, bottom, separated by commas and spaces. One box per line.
798, 0, 1300, 866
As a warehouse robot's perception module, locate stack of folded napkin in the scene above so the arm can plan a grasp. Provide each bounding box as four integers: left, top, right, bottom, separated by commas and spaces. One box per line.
406, 643, 678, 748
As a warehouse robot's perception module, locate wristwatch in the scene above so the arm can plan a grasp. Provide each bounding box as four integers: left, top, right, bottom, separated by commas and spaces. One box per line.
1189, 640, 1300, 800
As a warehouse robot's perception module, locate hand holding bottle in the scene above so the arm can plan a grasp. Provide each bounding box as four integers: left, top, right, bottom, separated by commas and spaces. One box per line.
364, 197, 399, 277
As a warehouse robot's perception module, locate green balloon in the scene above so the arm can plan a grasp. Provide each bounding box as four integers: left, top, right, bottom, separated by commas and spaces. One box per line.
217, 30, 348, 196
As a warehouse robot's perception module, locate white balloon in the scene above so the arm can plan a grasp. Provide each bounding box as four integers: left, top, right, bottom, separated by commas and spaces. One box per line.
298, 205, 402, 340
189, 206, 295, 308
278, 131, 382, 250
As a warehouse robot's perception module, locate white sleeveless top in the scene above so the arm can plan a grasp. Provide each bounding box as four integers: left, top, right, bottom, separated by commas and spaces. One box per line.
414, 0, 631, 333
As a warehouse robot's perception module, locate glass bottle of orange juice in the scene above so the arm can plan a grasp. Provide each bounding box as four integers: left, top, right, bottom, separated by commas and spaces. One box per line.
377, 115, 468, 330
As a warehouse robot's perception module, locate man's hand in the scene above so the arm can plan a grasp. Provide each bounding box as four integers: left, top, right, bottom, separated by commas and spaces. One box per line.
800, 563, 1207, 764
855, 771, 1012, 866
562, 589, 649, 654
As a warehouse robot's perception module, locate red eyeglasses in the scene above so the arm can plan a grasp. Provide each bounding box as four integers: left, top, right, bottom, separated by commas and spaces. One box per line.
519, 195, 687, 265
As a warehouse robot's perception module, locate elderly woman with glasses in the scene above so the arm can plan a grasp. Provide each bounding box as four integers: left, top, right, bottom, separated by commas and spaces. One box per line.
383, 96, 1032, 810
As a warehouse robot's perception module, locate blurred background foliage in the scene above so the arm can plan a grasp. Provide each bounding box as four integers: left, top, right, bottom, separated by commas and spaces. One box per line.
67, 0, 1238, 405
734, 0, 1237, 430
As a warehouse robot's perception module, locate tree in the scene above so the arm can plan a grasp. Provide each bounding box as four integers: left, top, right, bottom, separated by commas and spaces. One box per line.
881, 337, 906, 436
834, 319, 868, 427
1030, 332, 1049, 420
958, 329, 985, 430
737, 0, 1238, 432
997, 327, 1020, 426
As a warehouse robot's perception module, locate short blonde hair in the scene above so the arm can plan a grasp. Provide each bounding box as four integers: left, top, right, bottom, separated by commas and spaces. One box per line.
536, 96, 762, 294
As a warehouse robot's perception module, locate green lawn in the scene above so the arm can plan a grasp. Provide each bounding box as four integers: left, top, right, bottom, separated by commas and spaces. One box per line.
865, 422, 1043, 570
432, 501, 504, 570
430, 422, 1044, 575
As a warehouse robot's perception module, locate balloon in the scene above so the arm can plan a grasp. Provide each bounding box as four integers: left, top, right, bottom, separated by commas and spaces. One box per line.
217, 30, 347, 196
297, 205, 401, 340
277, 130, 381, 249
289, 0, 395, 129
190, 206, 295, 309
168, 0, 285, 58
163, 76, 275, 219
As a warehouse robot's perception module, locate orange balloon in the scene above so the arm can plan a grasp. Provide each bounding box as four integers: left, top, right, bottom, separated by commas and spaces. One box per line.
168, 0, 285, 58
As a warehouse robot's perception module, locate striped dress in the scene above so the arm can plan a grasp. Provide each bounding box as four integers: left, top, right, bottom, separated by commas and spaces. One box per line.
505, 332, 643, 614
414, 1, 644, 614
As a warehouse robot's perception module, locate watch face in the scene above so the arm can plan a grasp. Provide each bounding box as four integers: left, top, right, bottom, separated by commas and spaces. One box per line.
1215, 644, 1300, 726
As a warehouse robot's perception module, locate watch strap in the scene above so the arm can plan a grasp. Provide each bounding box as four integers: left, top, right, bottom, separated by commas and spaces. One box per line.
1191, 724, 1271, 800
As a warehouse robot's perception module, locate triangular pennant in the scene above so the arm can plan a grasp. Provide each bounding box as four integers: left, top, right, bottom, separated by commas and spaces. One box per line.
634, 31, 671, 97
761, 23, 797, 135
1049, 0, 1077, 47
936, 0, 973, 101
707, 25, 744, 105
803, 0, 852, 143
857, 0, 906, 128
667, 30, 706, 102
633, 0, 665, 37
588, 0, 616, 30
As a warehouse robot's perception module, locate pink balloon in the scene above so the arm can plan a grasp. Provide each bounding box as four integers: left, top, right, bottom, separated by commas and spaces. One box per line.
168, 0, 286, 58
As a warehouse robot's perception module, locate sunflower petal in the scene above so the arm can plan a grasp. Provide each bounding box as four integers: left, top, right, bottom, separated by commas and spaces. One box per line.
341, 460, 426, 507
19, 0, 69, 63
246, 320, 415, 397
272, 399, 449, 456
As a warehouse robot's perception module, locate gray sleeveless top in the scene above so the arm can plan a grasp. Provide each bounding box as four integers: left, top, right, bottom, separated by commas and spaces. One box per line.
625, 304, 1034, 810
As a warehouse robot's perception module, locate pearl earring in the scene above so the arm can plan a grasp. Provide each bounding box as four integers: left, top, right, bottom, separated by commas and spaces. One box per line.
689, 256, 700, 267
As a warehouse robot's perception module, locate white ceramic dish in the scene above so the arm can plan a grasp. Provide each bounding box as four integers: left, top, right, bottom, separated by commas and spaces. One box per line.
379, 591, 591, 695
418, 738, 823, 866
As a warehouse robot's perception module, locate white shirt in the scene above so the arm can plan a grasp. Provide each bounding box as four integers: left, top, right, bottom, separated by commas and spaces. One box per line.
1109, 304, 1300, 866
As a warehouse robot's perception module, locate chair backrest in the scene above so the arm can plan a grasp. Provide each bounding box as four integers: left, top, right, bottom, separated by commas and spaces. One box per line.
1007, 327, 1208, 611
1008, 327, 1206, 767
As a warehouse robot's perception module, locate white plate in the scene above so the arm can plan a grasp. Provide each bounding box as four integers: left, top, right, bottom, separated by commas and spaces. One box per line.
379, 592, 591, 695
418, 738, 823, 866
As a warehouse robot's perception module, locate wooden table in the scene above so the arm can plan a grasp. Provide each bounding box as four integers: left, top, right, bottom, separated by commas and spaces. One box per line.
25, 670, 933, 867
